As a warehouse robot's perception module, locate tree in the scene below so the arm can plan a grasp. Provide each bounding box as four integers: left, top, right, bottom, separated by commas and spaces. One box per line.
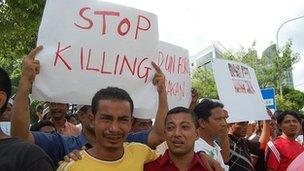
223, 40, 299, 92
0, 0, 45, 92
192, 66, 218, 99
276, 86, 304, 111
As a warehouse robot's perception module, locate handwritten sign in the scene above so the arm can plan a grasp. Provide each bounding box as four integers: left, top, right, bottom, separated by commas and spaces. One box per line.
32, 0, 159, 117
157, 41, 191, 110
212, 59, 269, 123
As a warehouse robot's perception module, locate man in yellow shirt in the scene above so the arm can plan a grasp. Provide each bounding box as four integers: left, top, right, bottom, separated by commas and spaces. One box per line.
58, 62, 165, 171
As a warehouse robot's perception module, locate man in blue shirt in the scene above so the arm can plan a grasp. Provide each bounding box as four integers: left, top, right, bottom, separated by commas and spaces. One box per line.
11, 46, 168, 164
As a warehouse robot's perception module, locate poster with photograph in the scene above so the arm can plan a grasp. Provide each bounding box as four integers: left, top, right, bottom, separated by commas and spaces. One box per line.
213, 58, 269, 123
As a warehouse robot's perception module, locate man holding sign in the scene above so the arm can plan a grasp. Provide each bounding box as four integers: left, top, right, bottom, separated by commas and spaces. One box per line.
57, 87, 160, 171
11, 46, 168, 165
33, 0, 160, 118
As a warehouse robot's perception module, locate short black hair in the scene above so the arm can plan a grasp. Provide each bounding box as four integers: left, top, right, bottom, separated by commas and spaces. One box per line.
77, 105, 91, 113
194, 99, 224, 121
277, 110, 301, 125
91, 87, 133, 115
165, 107, 199, 128
0, 68, 12, 114
30, 120, 56, 132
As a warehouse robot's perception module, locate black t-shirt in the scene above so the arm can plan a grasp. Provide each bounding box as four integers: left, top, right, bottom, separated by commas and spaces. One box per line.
0, 138, 55, 171
227, 134, 260, 171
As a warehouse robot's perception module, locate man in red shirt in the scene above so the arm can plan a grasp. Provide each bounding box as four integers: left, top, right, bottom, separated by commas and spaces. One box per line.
144, 107, 208, 171
266, 110, 304, 171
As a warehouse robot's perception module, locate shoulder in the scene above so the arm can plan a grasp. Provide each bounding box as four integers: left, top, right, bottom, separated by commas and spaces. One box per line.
124, 142, 152, 151
144, 158, 160, 170
57, 150, 87, 171
194, 138, 210, 152
272, 136, 286, 149
6, 138, 45, 155
8, 138, 54, 168
57, 160, 76, 171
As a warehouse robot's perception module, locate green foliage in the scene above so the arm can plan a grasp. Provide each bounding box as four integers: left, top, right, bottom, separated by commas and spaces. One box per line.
277, 86, 304, 111
223, 40, 299, 90
276, 95, 297, 111
192, 67, 218, 99
0, 0, 45, 93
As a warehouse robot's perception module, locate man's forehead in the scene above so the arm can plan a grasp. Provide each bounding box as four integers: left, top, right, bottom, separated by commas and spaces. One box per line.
166, 112, 193, 123
283, 114, 299, 121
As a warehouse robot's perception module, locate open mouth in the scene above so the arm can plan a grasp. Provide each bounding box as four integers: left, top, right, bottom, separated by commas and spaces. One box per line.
289, 127, 297, 131
172, 140, 185, 147
105, 135, 123, 143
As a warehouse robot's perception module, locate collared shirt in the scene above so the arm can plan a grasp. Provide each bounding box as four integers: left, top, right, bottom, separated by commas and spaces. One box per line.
58, 143, 159, 171
227, 134, 259, 171
266, 136, 304, 171
144, 149, 208, 171
32, 129, 151, 164
51, 119, 80, 136
194, 138, 229, 171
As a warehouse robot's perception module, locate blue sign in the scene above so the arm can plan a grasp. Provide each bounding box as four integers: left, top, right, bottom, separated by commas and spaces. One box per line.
261, 88, 276, 110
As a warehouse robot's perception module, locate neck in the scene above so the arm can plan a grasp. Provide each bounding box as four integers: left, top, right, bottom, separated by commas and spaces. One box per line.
51, 117, 66, 128
0, 128, 10, 139
199, 128, 215, 146
82, 127, 97, 146
169, 150, 194, 171
88, 144, 124, 161
282, 133, 296, 140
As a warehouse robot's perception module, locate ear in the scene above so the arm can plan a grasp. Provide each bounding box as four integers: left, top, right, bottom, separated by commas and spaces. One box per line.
0, 91, 7, 110
198, 118, 207, 129
228, 123, 235, 132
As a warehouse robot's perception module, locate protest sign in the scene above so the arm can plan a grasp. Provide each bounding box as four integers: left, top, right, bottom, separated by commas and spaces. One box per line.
32, 0, 159, 118
158, 41, 191, 110
212, 58, 269, 123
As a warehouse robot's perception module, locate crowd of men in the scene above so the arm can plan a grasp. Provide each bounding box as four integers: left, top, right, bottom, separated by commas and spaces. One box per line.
0, 45, 303, 171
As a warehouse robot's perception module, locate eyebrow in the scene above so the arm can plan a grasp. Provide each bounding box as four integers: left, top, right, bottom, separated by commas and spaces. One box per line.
99, 113, 130, 119
180, 121, 191, 125
118, 115, 131, 120
166, 121, 192, 126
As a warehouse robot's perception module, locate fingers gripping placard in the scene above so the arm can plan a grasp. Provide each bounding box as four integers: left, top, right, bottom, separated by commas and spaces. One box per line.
33, 0, 159, 116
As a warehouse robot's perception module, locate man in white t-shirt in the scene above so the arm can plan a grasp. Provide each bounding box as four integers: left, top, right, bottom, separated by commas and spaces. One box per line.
193, 99, 229, 171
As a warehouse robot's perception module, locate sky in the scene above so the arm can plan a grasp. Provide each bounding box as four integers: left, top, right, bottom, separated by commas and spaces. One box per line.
104, 0, 304, 91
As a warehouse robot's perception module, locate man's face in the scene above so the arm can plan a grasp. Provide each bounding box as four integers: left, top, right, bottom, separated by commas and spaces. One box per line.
165, 112, 198, 156
131, 118, 152, 132
78, 107, 95, 134
1, 106, 12, 121
246, 123, 256, 136
94, 99, 132, 151
279, 114, 300, 137
230, 122, 249, 138
200, 107, 226, 137
49, 103, 68, 119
